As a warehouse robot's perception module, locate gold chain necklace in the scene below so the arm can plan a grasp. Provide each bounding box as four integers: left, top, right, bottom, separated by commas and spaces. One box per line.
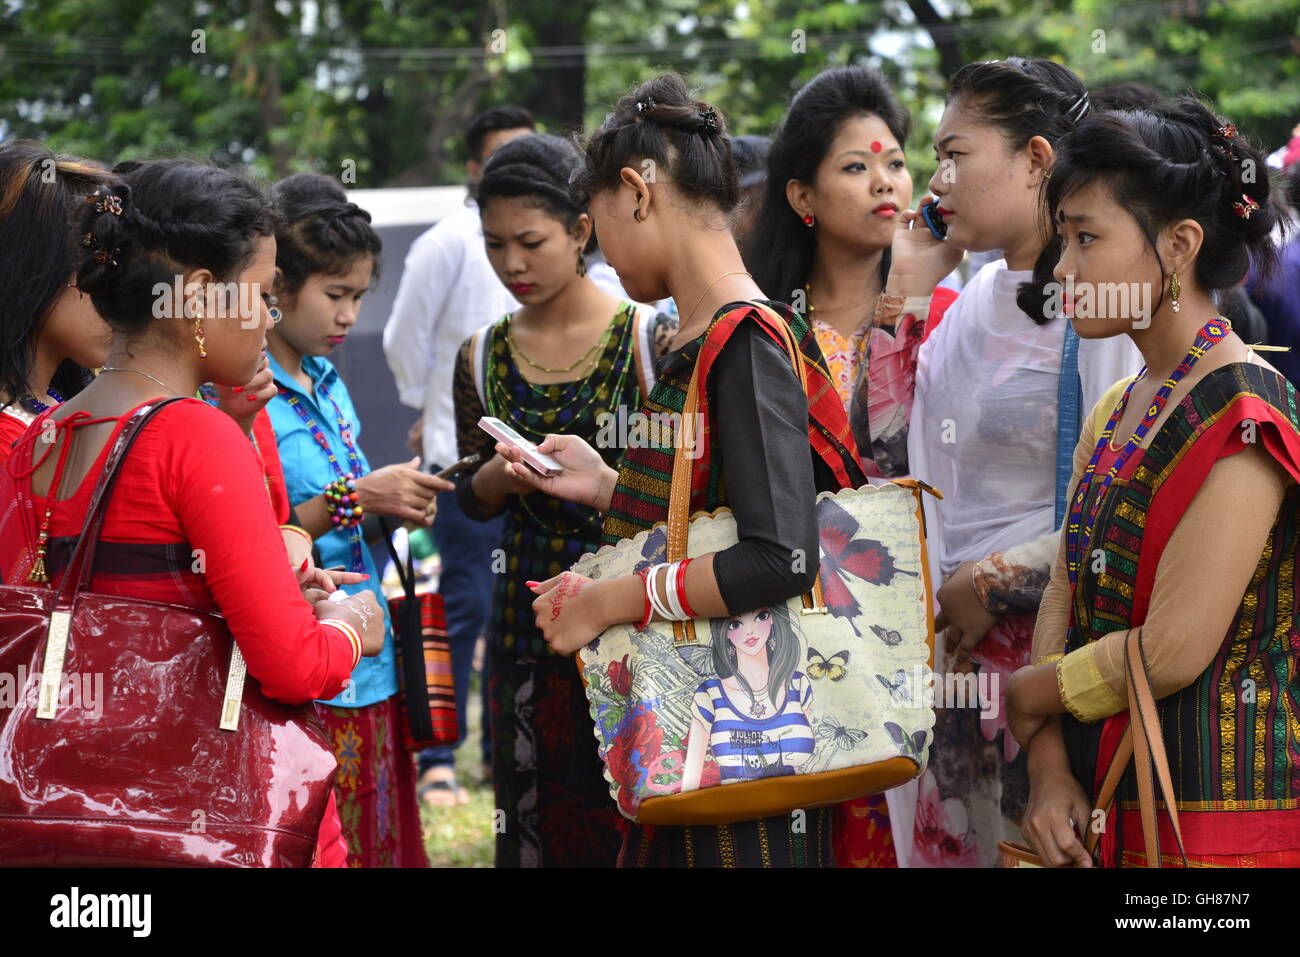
805, 280, 876, 317
681, 270, 751, 330
505, 315, 614, 375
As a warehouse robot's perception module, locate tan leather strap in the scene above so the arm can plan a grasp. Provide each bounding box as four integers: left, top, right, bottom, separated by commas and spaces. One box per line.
1125, 628, 1187, 867
665, 302, 828, 644
1084, 726, 1134, 856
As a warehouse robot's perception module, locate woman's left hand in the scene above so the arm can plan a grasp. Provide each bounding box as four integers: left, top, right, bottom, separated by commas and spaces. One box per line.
528, 572, 604, 656
212, 351, 277, 434
1006, 666, 1047, 748
936, 559, 998, 668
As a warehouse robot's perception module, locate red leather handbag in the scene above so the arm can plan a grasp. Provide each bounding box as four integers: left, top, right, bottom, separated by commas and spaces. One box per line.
0, 399, 338, 867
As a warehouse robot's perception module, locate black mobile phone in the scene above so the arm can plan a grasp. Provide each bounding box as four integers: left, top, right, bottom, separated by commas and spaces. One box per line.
920, 201, 948, 241
433, 452, 482, 480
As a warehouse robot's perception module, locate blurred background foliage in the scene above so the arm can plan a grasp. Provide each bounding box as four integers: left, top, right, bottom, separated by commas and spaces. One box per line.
2, 0, 1297, 201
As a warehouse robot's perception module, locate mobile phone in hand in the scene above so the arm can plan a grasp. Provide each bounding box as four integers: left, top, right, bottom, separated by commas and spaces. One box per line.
477, 417, 562, 477
920, 201, 948, 241
433, 452, 482, 480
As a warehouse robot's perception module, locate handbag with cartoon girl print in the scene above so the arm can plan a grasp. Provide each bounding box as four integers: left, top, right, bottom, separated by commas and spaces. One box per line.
574, 312, 937, 826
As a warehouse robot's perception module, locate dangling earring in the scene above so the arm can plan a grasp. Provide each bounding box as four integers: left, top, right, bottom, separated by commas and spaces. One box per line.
1169, 270, 1181, 313
576, 248, 587, 277
194, 309, 208, 358
803, 213, 815, 227
767, 636, 776, 652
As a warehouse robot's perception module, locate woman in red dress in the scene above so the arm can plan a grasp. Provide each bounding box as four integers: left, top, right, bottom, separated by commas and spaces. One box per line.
0, 159, 385, 865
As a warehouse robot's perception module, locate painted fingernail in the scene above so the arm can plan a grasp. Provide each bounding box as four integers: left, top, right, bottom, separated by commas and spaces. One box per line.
299, 558, 310, 572
232, 386, 244, 393
247, 394, 258, 401
525, 580, 539, 587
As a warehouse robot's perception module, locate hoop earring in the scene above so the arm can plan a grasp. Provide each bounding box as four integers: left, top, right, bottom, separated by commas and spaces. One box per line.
802, 213, 815, 227
633, 208, 644, 222
1169, 270, 1181, 313
194, 312, 208, 359
576, 248, 587, 276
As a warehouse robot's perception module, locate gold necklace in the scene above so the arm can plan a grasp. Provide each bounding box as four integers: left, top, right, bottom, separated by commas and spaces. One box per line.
681, 270, 752, 330
805, 280, 876, 317
505, 315, 613, 375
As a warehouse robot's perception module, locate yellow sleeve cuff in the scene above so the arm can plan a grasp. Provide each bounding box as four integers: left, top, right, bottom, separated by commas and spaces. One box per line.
1057, 644, 1126, 723
1033, 651, 1064, 666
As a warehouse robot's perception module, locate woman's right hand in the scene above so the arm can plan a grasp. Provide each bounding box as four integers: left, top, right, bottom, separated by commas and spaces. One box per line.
313, 589, 386, 657
1022, 764, 1095, 867
887, 197, 965, 298
496, 435, 617, 512
354, 456, 452, 525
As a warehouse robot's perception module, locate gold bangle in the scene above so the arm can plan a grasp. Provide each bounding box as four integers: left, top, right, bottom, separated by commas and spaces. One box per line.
280, 524, 314, 545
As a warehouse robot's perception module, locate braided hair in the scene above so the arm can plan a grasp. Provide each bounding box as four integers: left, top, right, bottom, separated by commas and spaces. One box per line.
477, 133, 590, 246
577, 73, 738, 214
271, 173, 382, 297
75, 159, 278, 336
1046, 98, 1283, 307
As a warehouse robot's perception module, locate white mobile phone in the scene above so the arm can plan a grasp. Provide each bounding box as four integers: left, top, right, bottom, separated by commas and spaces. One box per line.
477, 416, 562, 477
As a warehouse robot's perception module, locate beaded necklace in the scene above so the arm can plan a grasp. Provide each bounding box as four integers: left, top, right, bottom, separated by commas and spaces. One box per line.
1065, 317, 1230, 585
278, 377, 366, 573
486, 303, 635, 536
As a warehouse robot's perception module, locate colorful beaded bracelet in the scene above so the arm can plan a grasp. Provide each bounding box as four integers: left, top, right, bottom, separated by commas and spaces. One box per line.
324, 473, 363, 529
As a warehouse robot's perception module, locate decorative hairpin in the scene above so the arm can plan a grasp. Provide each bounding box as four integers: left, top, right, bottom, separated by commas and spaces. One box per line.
87, 190, 123, 216
1233, 194, 1260, 219
1066, 91, 1090, 124
1214, 124, 1238, 141
635, 97, 658, 115
698, 107, 719, 132
81, 230, 120, 267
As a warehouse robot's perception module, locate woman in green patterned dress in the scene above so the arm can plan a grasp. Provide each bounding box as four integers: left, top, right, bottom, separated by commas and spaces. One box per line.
452, 133, 674, 866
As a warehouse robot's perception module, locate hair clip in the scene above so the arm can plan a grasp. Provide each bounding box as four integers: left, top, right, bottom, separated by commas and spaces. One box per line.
92, 247, 119, 266
1066, 91, 1090, 124
87, 191, 123, 216
635, 96, 658, 115
1214, 124, 1238, 141
698, 107, 719, 132
1232, 194, 1260, 219
81, 231, 96, 248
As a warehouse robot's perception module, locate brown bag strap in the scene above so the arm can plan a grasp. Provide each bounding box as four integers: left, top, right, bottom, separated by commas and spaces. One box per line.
665, 302, 826, 644
1125, 628, 1187, 866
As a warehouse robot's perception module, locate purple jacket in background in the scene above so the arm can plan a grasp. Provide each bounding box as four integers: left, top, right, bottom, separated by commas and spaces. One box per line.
1248, 238, 1300, 387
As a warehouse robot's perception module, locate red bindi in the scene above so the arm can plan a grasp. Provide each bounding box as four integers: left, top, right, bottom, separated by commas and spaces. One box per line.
870, 141, 882, 153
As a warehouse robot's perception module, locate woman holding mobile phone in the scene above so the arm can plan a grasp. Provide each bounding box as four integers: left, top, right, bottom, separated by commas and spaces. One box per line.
896, 58, 1144, 867
265, 173, 453, 868
451, 132, 675, 867
498, 74, 869, 868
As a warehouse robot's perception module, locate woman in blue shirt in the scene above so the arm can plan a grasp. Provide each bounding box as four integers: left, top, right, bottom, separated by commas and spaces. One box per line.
266, 173, 451, 867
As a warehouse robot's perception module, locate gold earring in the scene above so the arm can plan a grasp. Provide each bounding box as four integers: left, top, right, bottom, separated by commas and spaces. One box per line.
1169, 270, 1181, 313
194, 311, 208, 358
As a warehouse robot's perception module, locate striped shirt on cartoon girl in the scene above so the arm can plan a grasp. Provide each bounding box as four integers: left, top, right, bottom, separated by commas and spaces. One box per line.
680, 604, 816, 790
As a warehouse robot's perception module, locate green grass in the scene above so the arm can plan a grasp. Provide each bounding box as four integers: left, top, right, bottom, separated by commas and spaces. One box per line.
420, 670, 496, 868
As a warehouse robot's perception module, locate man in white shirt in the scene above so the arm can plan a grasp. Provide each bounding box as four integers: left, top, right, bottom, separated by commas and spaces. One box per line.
382, 105, 534, 805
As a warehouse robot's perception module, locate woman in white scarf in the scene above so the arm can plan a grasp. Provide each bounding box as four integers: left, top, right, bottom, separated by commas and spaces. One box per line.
888, 59, 1142, 867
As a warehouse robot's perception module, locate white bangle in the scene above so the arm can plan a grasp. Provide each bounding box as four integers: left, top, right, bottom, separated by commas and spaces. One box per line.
646, 564, 675, 620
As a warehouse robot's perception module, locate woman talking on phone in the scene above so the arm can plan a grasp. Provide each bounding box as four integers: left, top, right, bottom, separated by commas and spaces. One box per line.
450, 133, 674, 867
497, 74, 868, 868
